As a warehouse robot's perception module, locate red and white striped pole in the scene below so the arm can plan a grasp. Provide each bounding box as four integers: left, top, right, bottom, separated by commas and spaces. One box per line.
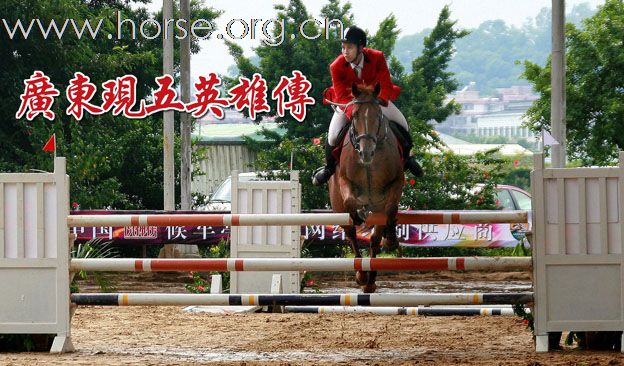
70, 257, 531, 272
67, 210, 527, 228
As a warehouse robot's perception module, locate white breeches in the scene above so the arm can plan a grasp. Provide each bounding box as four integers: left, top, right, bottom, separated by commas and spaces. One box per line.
327, 101, 409, 145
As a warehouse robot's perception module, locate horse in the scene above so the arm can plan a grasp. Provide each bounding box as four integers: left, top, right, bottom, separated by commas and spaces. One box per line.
327, 83, 405, 293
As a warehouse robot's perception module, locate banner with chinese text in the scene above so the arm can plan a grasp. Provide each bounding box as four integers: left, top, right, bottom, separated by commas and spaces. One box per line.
70, 210, 529, 248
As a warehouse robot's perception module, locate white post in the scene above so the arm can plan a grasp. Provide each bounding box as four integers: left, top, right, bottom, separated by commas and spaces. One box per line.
210, 274, 222, 294
50, 157, 74, 353
174, 0, 200, 258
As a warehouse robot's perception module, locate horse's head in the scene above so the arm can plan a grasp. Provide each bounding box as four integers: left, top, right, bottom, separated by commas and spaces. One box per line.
350, 83, 387, 165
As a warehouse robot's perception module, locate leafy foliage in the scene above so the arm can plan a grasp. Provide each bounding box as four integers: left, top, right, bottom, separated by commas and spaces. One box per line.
226, 0, 354, 138
244, 131, 327, 209
513, 303, 534, 333
0, 0, 220, 209
190, 239, 231, 293
71, 238, 119, 293
401, 150, 504, 210
522, 0, 624, 165
398, 6, 469, 162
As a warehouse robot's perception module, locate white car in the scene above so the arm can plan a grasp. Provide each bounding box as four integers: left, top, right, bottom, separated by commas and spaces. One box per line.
482, 184, 531, 211
199, 172, 277, 211
200, 174, 532, 213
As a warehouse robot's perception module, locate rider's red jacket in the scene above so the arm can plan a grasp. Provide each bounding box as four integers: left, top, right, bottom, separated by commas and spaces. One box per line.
324, 48, 401, 118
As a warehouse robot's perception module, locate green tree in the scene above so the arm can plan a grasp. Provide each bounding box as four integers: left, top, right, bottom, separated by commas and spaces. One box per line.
367, 14, 399, 56
393, 3, 596, 96
226, 0, 353, 138
522, 0, 624, 165
238, 2, 502, 211
401, 150, 505, 211
399, 5, 469, 151
0, 0, 220, 209
395, 6, 507, 210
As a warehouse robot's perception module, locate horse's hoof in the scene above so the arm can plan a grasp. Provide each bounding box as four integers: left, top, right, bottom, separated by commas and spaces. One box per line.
382, 237, 400, 251
350, 212, 364, 226
362, 284, 377, 293
356, 208, 371, 223
356, 271, 368, 285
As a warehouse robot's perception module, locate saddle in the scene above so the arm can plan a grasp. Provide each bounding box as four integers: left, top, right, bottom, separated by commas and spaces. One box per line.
332, 121, 404, 163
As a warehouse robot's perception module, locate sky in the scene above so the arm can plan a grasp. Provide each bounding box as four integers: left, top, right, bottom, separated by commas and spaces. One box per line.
144, 0, 604, 77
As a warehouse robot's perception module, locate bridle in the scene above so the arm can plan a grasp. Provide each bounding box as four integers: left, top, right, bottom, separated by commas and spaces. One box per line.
326, 98, 388, 153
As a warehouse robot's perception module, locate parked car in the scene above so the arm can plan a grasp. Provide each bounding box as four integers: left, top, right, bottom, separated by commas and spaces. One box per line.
201, 173, 531, 212
486, 184, 531, 211
199, 172, 285, 211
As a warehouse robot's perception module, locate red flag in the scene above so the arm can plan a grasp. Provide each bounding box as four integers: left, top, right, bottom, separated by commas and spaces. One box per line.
43, 133, 56, 152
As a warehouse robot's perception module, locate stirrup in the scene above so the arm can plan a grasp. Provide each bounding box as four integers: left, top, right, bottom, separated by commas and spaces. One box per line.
312, 166, 334, 186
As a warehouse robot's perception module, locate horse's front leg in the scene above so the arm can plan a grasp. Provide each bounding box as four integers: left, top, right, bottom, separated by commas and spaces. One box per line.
363, 225, 384, 293
338, 176, 365, 225
342, 225, 367, 286
382, 178, 404, 252
337, 176, 368, 285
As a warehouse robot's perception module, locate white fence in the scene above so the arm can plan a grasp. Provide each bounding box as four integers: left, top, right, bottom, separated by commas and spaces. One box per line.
0, 158, 73, 352
230, 170, 301, 293
532, 152, 624, 352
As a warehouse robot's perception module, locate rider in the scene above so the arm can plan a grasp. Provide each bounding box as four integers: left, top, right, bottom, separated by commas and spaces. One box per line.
312, 26, 423, 186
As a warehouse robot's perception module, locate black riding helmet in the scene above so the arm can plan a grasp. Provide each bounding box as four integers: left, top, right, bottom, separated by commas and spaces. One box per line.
342, 26, 366, 47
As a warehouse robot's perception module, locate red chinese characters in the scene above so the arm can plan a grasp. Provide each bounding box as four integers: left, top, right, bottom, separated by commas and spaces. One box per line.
66, 72, 103, 120
272, 70, 315, 122
100, 75, 146, 118
145, 74, 185, 115
186, 73, 229, 119
227, 73, 270, 120
15, 70, 61, 121
16, 71, 317, 123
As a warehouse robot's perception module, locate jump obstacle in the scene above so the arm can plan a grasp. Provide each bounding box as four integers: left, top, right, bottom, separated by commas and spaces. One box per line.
3, 154, 624, 353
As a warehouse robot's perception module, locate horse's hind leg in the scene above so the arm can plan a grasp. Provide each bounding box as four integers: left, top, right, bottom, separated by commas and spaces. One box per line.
344, 225, 367, 285
363, 225, 383, 293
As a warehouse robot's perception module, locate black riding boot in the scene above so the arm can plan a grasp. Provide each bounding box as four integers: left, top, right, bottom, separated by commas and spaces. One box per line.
312, 142, 337, 186
389, 121, 424, 178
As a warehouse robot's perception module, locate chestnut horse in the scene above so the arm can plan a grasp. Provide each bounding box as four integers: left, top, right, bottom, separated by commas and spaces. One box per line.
327, 84, 405, 293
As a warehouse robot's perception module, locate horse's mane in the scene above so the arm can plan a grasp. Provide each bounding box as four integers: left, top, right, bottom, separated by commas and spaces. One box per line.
352, 83, 378, 100
354, 83, 375, 93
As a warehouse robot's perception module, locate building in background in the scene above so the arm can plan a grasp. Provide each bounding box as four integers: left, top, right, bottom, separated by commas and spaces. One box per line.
434, 132, 531, 156
439, 83, 539, 140
192, 110, 282, 196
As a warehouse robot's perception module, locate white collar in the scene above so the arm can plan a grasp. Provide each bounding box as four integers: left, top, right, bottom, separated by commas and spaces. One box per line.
350, 54, 364, 70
